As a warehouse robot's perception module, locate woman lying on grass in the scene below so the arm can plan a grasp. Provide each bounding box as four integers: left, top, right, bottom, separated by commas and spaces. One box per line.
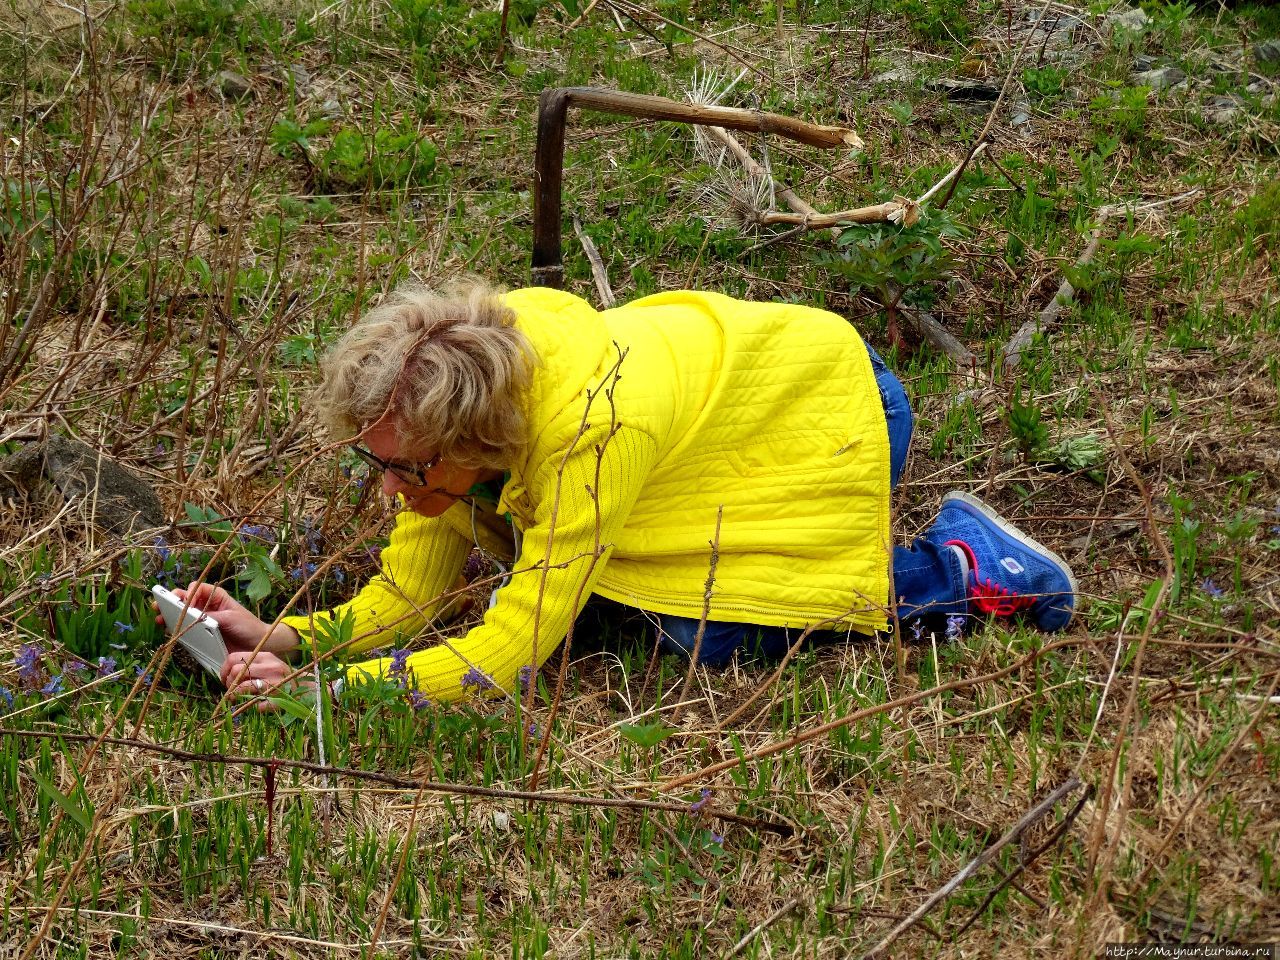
173, 282, 1077, 704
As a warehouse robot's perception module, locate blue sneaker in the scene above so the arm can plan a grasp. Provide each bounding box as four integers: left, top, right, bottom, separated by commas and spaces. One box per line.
927, 491, 1078, 632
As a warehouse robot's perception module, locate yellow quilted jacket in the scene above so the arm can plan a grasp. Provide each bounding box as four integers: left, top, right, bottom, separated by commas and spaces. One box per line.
283, 288, 892, 701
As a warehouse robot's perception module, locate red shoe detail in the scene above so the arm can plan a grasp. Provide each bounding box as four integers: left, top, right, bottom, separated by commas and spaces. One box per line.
946, 539, 1035, 618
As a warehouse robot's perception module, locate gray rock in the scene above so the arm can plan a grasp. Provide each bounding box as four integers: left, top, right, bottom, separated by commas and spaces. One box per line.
1105, 6, 1150, 34
288, 63, 312, 93
872, 66, 915, 86
0, 436, 166, 537
1202, 94, 1244, 125
214, 69, 253, 101
1023, 9, 1083, 47
1133, 66, 1187, 91
319, 98, 343, 120
1254, 39, 1280, 65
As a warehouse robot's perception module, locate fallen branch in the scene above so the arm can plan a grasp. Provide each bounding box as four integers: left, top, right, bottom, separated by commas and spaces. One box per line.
724, 895, 804, 958
532, 87, 862, 287
572, 214, 617, 308
671, 504, 723, 725
1003, 189, 1202, 369
858, 776, 1088, 960
1002, 218, 1109, 370
699, 124, 976, 366
659, 635, 1086, 793
0, 726, 793, 836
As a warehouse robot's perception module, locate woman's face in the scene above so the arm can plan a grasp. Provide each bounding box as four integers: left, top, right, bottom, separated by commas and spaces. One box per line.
361, 418, 490, 518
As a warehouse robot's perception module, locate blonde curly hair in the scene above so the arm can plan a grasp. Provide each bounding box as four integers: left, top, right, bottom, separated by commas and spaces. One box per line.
312, 281, 536, 468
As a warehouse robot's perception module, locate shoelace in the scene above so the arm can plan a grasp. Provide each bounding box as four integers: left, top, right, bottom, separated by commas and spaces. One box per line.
946, 539, 1036, 617
969, 577, 1035, 616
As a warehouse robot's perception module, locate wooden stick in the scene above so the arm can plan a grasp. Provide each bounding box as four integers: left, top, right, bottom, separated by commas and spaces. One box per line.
572, 214, 617, 307
724, 895, 804, 958
0, 726, 794, 836
671, 505, 723, 725
658, 635, 1085, 792
1002, 219, 1108, 370
1002, 189, 1201, 369
857, 777, 1086, 960
700, 125, 975, 365
532, 87, 862, 287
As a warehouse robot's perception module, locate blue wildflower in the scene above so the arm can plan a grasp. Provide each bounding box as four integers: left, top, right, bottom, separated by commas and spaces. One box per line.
462, 551, 487, 582
334, 567, 346, 585
40, 674, 64, 696
1200, 578, 1224, 598
95, 656, 118, 678
15, 643, 43, 683
238, 524, 273, 543
709, 831, 724, 845
153, 536, 171, 564
527, 721, 539, 737
945, 615, 966, 641
517, 664, 533, 693
0, 687, 13, 710
689, 788, 711, 814
388, 648, 410, 675
113, 621, 134, 635
135, 665, 153, 685
460, 667, 496, 693
289, 562, 319, 581
910, 620, 924, 642
408, 690, 430, 711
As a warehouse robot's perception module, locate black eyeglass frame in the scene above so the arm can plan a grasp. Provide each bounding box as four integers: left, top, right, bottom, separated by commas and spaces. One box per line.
348, 444, 442, 487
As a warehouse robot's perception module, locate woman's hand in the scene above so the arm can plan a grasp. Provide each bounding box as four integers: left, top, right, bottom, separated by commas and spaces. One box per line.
154, 582, 300, 656
220, 650, 311, 708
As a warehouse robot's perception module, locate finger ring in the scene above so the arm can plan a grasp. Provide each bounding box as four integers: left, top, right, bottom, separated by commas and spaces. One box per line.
254, 678, 265, 694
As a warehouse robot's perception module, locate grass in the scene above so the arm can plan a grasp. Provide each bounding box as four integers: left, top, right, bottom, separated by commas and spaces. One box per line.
1, 0, 1279, 956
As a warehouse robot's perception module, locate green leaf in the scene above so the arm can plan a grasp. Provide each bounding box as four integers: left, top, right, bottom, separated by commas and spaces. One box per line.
183, 502, 233, 540
619, 721, 677, 749
30, 768, 92, 831
268, 690, 317, 725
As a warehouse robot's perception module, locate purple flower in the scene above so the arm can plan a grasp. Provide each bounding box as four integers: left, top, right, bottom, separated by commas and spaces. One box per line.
1200, 578, 1224, 598
238, 524, 273, 542
95, 656, 118, 678
462, 550, 487, 582
135, 665, 153, 685
910, 620, 924, 642
517, 664, 533, 693
460, 667, 496, 693
709, 831, 724, 845
289, 562, 319, 581
40, 674, 64, 696
689, 788, 711, 814
527, 721, 539, 737
408, 690, 430, 711
388, 648, 410, 675
113, 621, 134, 635
334, 567, 346, 585
945, 615, 966, 641
153, 536, 171, 564
15, 643, 43, 683
0, 687, 13, 710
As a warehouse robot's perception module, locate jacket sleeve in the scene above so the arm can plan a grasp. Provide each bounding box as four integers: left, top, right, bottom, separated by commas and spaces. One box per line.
345, 424, 659, 702
280, 507, 471, 656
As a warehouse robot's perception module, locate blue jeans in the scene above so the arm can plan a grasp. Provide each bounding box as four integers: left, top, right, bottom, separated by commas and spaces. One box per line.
646, 343, 967, 666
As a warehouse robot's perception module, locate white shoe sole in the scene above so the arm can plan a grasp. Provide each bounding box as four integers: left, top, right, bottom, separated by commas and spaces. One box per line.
942, 490, 1079, 627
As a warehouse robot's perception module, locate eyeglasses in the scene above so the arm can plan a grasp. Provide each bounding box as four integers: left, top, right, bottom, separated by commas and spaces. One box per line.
348, 444, 442, 487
